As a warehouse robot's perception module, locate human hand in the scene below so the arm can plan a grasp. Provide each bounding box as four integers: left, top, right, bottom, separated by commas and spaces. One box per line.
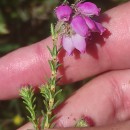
1, 2, 130, 130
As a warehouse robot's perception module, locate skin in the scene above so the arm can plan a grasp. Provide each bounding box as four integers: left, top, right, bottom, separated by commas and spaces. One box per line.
0, 1, 130, 130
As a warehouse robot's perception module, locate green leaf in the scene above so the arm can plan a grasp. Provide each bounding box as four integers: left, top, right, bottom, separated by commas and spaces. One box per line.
49, 115, 56, 123
51, 23, 55, 39
53, 45, 57, 56
47, 46, 53, 56
41, 113, 46, 129
51, 78, 56, 86
52, 100, 60, 109
40, 86, 52, 100
48, 60, 54, 71
54, 89, 62, 98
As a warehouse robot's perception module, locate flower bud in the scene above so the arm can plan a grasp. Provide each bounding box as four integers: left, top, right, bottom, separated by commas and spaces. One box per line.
55, 5, 72, 21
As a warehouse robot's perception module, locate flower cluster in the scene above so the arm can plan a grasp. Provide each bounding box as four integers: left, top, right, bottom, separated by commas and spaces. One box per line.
55, 1, 106, 55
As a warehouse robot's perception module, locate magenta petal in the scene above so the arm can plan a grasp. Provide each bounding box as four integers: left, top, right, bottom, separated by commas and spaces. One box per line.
62, 36, 75, 55
84, 16, 97, 31
55, 5, 72, 21
71, 15, 89, 37
94, 22, 106, 35
72, 34, 86, 53
77, 2, 100, 16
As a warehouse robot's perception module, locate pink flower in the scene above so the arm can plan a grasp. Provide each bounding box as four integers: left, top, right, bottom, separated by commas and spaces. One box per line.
63, 34, 86, 55
62, 35, 75, 55
55, 1, 106, 55
84, 17, 106, 34
55, 5, 72, 21
72, 33, 86, 53
71, 15, 89, 37
77, 2, 101, 16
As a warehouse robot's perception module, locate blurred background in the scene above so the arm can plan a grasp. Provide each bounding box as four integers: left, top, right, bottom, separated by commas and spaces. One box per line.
0, 0, 129, 129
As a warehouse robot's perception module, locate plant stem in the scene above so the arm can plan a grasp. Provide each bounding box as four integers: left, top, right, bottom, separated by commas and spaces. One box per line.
40, 23, 62, 129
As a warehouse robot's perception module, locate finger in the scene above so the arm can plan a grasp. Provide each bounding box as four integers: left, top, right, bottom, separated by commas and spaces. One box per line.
18, 69, 130, 129
53, 69, 130, 127
1, 2, 130, 99
51, 120, 130, 130
18, 120, 130, 130
17, 122, 33, 130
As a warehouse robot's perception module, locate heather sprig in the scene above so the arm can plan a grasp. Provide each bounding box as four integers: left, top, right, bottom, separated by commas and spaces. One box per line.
39, 23, 62, 129
20, 0, 105, 129
20, 24, 62, 130
19, 87, 39, 130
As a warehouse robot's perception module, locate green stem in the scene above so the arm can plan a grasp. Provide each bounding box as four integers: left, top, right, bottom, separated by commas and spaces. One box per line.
40, 23, 62, 129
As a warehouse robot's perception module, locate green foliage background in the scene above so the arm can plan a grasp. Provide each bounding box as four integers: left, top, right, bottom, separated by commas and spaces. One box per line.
0, 0, 129, 129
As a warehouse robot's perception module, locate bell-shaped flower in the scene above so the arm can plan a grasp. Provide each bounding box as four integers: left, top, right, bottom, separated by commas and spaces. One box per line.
62, 35, 75, 55
77, 2, 101, 16
71, 15, 89, 37
72, 33, 86, 53
55, 5, 72, 21
62, 33, 86, 55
